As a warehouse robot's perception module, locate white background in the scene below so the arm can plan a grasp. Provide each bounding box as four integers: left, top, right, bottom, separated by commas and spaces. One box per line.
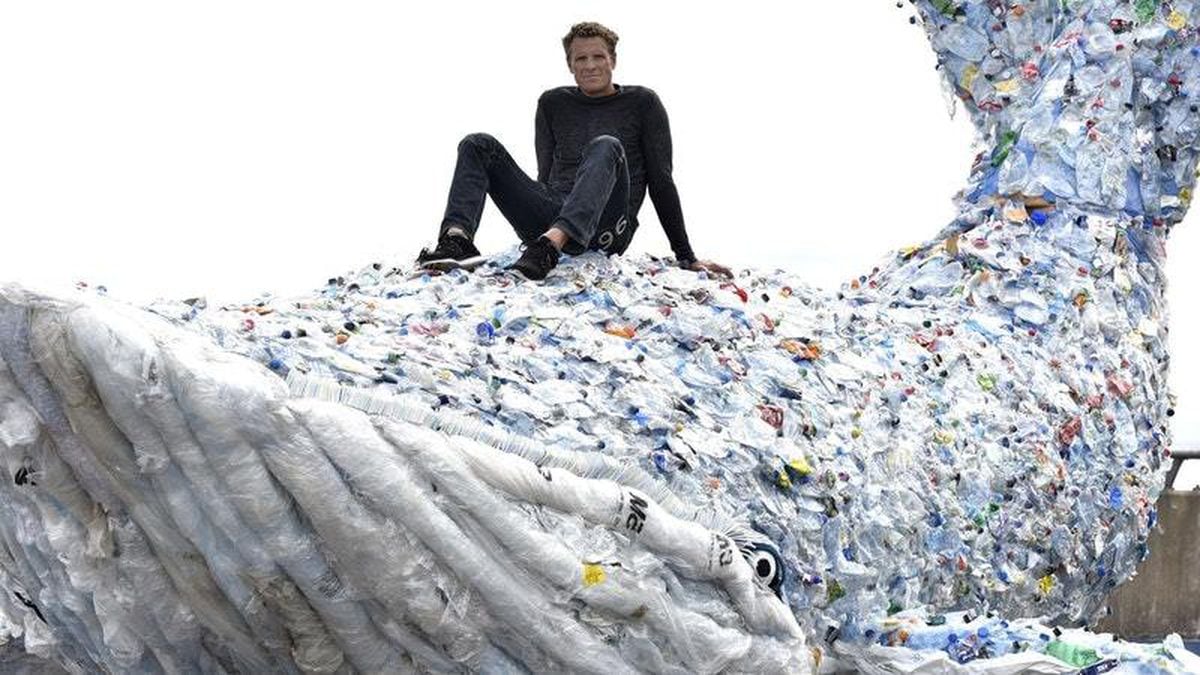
1, 1, 1196, 487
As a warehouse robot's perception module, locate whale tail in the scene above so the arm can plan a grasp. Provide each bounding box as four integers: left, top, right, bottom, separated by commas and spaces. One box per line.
912, 0, 1198, 229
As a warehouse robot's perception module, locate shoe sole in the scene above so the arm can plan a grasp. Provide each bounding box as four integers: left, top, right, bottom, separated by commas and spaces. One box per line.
507, 258, 557, 280
508, 265, 547, 280
419, 255, 490, 273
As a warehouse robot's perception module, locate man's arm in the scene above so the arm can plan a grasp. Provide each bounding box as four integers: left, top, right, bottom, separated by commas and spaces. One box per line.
640, 90, 696, 266
535, 94, 553, 184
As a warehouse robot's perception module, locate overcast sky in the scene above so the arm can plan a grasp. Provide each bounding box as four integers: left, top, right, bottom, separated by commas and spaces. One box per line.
1, 1, 1196, 487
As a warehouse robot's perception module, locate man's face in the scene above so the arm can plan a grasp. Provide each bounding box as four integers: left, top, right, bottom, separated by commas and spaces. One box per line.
568, 37, 616, 97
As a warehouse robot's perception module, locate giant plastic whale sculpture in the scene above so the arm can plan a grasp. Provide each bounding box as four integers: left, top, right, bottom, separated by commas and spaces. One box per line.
1, 1, 1198, 673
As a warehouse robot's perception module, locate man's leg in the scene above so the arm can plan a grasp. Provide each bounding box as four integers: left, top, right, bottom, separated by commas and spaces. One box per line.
439, 133, 562, 244
548, 135, 630, 255
509, 135, 630, 279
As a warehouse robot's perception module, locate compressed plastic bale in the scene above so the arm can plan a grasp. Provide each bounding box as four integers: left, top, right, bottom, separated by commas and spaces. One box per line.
25, 307, 275, 672
0, 386, 112, 669
418, 427, 804, 673
252, 580, 345, 674
423, 424, 801, 641
332, 406, 767, 672
0, 301, 122, 514
249, 401, 481, 671
60, 306, 319, 674
298, 406, 637, 674
155, 337, 404, 673
105, 519, 206, 673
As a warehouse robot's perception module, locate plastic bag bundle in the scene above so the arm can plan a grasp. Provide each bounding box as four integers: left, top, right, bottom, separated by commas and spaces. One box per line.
2, 0, 1198, 672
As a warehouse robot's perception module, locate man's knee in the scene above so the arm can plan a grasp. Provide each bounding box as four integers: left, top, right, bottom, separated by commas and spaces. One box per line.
459, 132, 499, 153
583, 135, 624, 159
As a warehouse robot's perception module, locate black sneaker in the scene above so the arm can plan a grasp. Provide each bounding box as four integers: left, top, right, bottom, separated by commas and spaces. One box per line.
417, 232, 481, 265
509, 236, 561, 280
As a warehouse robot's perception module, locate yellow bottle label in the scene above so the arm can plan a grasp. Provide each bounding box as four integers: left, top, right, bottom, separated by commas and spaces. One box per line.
961, 64, 980, 91
994, 79, 1020, 94
582, 563, 607, 587
1039, 574, 1055, 595
789, 457, 814, 477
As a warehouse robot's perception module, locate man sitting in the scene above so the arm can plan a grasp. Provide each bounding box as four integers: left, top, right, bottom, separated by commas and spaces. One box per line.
417, 21, 732, 280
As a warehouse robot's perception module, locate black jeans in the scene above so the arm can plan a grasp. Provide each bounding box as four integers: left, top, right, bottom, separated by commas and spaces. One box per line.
440, 133, 632, 256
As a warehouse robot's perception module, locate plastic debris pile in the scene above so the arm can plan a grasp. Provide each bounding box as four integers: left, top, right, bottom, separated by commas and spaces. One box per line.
852, 609, 1199, 673
2, 0, 1200, 672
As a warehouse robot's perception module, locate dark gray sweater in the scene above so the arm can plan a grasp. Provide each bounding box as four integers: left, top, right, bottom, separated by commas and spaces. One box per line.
535, 84, 695, 264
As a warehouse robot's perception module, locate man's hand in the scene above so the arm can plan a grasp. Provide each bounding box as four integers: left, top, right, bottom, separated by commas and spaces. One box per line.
682, 259, 733, 279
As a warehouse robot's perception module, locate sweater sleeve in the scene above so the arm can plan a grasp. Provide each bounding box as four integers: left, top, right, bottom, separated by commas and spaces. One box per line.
535, 94, 553, 185
640, 89, 695, 265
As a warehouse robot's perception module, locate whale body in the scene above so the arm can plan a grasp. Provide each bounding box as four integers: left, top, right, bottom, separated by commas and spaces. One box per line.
2, 1, 1198, 672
